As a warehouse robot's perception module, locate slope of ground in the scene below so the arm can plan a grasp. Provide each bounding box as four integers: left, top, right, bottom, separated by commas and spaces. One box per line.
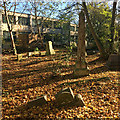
2, 50, 119, 119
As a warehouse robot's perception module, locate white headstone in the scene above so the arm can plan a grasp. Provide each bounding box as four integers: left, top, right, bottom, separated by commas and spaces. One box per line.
46, 41, 55, 55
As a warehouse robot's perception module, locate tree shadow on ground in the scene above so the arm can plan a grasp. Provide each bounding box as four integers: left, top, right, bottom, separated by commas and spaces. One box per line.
13, 76, 110, 120
88, 57, 106, 65
14, 100, 82, 120
2, 61, 76, 93
9, 72, 76, 92
90, 65, 109, 74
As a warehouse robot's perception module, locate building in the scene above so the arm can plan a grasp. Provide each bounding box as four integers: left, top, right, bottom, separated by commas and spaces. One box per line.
1, 10, 78, 50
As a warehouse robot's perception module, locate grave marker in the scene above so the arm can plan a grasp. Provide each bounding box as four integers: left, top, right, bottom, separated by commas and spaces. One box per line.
55, 87, 85, 107
74, 11, 89, 77
106, 54, 120, 70
73, 94, 85, 107
55, 87, 74, 106
17, 54, 23, 61
28, 51, 40, 57
46, 41, 55, 55
27, 95, 47, 108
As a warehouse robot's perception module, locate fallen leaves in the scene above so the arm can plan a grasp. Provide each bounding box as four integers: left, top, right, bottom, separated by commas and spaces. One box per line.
2, 51, 119, 119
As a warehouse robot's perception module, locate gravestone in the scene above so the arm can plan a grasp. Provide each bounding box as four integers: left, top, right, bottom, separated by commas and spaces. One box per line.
28, 51, 40, 57
28, 52, 33, 57
74, 11, 89, 77
41, 51, 46, 56
46, 41, 55, 55
55, 87, 74, 98
55, 87, 85, 107
73, 94, 85, 107
55, 87, 74, 106
17, 54, 23, 61
18, 34, 29, 50
106, 54, 120, 70
27, 95, 47, 108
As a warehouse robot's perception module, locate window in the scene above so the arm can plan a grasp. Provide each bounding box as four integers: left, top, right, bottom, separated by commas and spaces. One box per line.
38, 19, 41, 25
76, 36, 78, 40
54, 21, 61, 29
44, 33, 52, 41
70, 26, 75, 31
43, 20, 52, 28
71, 36, 74, 41
62, 23, 70, 31
8, 15, 16, 24
18, 17, 30, 25
2, 14, 7, 23
3, 31, 10, 42
32, 19, 42, 27
19, 32, 31, 34
32, 19, 36, 27
76, 27, 79, 31
3, 31, 16, 42
2, 14, 16, 24
54, 33, 61, 42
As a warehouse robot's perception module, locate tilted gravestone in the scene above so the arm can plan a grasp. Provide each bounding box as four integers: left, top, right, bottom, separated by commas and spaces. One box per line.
17, 54, 23, 61
17, 53, 28, 61
55, 87, 85, 107
26, 95, 47, 108
46, 41, 55, 55
55, 87, 74, 98
106, 54, 120, 70
55, 87, 74, 106
73, 94, 85, 107
28, 51, 41, 57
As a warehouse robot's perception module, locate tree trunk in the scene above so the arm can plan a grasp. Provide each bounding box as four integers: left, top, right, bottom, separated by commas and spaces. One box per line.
82, 2, 108, 59
34, 3, 44, 47
3, 2, 17, 55
110, 1, 117, 53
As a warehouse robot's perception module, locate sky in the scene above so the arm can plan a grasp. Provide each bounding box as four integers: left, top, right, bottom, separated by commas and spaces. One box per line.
0, 0, 119, 22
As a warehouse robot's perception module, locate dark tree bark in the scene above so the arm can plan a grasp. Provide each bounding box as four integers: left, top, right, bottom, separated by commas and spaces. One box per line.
82, 2, 108, 59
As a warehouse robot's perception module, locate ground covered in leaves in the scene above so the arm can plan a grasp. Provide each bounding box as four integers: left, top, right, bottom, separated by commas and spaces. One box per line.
2, 49, 120, 119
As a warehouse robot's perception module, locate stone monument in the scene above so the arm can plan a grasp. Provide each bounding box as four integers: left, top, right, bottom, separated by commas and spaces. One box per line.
106, 54, 120, 71
74, 11, 89, 77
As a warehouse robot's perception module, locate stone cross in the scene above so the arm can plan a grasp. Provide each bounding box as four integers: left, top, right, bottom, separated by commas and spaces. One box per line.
74, 11, 89, 77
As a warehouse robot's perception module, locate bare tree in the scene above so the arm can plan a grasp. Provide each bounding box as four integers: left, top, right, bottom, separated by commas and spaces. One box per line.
62, 2, 108, 59
3, 1, 17, 55
27, 0, 59, 47
82, 2, 108, 59
1, 0, 28, 55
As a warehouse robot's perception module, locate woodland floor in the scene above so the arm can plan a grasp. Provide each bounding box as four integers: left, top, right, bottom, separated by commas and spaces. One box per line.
2, 49, 120, 119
